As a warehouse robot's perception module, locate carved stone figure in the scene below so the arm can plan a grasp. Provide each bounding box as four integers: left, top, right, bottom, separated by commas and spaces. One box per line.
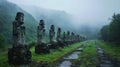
56, 27, 61, 41
67, 31, 70, 44
35, 20, 50, 54
13, 12, 25, 47
8, 12, 31, 65
49, 25, 55, 43
56, 27, 64, 48
71, 32, 75, 43
63, 32, 66, 42
37, 20, 45, 44
49, 25, 59, 49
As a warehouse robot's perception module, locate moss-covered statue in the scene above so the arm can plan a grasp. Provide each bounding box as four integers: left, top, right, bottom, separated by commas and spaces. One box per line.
56, 27, 64, 48
71, 32, 75, 43
62, 32, 68, 46
8, 12, 31, 66
49, 25, 59, 49
35, 20, 49, 54
66, 31, 71, 45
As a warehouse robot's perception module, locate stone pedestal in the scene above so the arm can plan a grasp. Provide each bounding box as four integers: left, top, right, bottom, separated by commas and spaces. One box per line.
35, 20, 50, 54
8, 12, 31, 65
49, 25, 59, 49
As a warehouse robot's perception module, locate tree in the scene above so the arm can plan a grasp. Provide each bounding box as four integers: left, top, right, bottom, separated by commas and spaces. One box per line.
109, 14, 120, 44
100, 25, 110, 41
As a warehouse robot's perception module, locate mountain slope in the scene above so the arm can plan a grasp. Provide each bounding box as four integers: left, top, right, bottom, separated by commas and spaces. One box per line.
18, 5, 74, 32
0, 0, 37, 45
17, 5, 100, 39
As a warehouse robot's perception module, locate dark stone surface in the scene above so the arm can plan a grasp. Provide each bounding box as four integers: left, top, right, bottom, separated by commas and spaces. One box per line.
8, 45, 31, 65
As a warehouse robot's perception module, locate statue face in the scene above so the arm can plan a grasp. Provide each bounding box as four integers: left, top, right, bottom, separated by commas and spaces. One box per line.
18, 14, 24, 22
16, 12, 24, 22
58, 28, 61, 32
39, 20, 45, 29
51, 25, 54, 31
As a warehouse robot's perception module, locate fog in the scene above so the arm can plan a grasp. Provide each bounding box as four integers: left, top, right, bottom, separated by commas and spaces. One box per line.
7, 0, 120, 39
8, 0, 120, 25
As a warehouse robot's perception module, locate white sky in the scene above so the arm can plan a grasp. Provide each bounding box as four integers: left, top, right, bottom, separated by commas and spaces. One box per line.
8, 0, 120, 26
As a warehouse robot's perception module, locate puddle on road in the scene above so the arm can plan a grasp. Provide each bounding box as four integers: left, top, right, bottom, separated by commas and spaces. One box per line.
57, 47, 83, 67
76, 48, 83, 51
64, 52, 80, 60
58, 60, 72, 67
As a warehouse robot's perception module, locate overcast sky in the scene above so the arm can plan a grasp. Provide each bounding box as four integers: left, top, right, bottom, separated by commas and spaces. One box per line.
8, 0, 120, 27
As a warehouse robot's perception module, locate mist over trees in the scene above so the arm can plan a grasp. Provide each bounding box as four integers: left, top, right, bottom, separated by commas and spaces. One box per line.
100, 13, 120, 44
0, 0, 104, 48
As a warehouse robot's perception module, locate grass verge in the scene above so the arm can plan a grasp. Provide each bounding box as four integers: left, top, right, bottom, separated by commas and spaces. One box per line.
98, 41, 120, 61
0, 42, 83, 67
0, 51, 10, 67
79, 41, 99, 67
31, 42, 83, 65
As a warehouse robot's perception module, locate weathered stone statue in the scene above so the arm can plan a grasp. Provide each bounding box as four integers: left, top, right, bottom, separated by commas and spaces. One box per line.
35, 20, 49, 54
13, 12, 25, 47
37, 20, 45, 44
49, 25, 55, 43
71, 32, 75, 43
63, 32, 66, 42
56, 27, 61, 41
56, 27, 64, 48
77, 35, 80, 42
49, 25, 59, 49
8, 12, 31, 66
66, 31, 70, 45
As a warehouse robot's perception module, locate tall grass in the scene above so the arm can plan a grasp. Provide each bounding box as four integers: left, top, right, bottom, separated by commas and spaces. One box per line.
98, 41, 120, 61
31, 42, 83, 64
0, 42, 83, 67
79, 41, 99, 67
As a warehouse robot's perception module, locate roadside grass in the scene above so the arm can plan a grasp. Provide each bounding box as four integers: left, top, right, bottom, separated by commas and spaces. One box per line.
79, 41, 99, 67
0, 51, 10, 67
98, 41, 120, 61
31, 42, 83, 65
0, 42, 83, 67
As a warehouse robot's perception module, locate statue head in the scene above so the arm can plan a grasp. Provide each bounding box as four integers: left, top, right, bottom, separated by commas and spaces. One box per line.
39, 19, 45, 29
15, 12, 24, 22
63, 32, 66, 40
50, 25, 55, 31
58, 27, 61, 33
67, 31, 70, 36
72, 32, 74, 36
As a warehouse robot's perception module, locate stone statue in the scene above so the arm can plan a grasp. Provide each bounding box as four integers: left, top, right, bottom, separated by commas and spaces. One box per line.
8, 12, 31, 65
35, 20, 50, 54
63, 32, 66, 42
67, 31, 70, 42
37, 20, 45, 44
13, 12, 25, 47
49, 25, 55, 43
56, 27, 61, 41
77, 35, 80, 42
71, 32, 74, 43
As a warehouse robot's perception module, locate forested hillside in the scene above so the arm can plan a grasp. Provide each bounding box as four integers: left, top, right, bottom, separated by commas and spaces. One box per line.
0, 0, 37, 47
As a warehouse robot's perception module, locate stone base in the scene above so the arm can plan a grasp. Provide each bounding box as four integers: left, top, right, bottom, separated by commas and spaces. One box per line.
57, 41, 65, 48
8, 45, 31, 65
48, 41, 59, 49
35, 43, 50, 54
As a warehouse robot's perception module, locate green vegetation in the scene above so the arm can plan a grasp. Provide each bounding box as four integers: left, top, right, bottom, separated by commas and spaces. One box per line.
98, 41, 120, 61
0, 51, 10, 67
0, 0, 37, 45
31, 42, 83, 64
79, 41, 99, 67
0, 42, 83, 67
100, 13, 120, 44
0, 34, 6, 48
